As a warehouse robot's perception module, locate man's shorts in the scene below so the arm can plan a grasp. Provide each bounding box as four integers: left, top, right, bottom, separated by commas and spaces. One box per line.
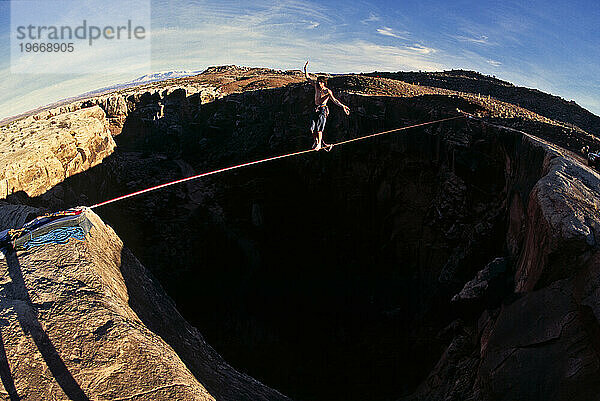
310, 105, 329, 134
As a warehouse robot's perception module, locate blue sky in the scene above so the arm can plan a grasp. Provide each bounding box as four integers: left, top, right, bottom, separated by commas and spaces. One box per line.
1, 0, 599, 120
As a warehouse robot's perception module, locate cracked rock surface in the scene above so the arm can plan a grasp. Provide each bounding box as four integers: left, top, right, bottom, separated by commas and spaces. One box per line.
0, 107, 115, 199
0, 208, 288, 401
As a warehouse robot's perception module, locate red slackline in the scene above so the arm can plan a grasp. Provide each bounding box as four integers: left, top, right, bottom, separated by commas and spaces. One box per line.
89, 115, 464, 209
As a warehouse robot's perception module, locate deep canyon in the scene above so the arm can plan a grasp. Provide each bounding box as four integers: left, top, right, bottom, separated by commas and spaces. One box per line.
1, 67, 599, 401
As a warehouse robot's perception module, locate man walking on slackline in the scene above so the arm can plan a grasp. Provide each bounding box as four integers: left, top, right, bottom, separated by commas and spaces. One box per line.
304, 61, 350, 151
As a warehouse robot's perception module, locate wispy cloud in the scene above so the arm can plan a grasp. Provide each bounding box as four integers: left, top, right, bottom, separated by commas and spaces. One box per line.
454, 34, 491, 45
313, 40, 445, 72
487, 59, 502, 67
406, 44, 436, 55
361, 12, 380, 24
376, 26, 409, 39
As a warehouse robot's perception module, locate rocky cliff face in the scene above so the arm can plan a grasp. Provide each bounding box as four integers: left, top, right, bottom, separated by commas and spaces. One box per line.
1, 66, 600, 401
0, 206, 289, 401
405, 127, 600, 401
0, 106, 115, 199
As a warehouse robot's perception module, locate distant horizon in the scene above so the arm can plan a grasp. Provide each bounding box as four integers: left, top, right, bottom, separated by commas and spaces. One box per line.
2, 64, 598, 126
2, 0, 599, 120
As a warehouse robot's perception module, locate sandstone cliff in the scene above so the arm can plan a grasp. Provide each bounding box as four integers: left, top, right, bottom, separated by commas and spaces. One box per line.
0, 206, 289, 401
0, 107, 115, 199
405, 127, 600, 401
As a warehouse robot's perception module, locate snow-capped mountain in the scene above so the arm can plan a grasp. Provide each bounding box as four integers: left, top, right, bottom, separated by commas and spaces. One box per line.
0, 70, 205, 125
129, 70, 203, 85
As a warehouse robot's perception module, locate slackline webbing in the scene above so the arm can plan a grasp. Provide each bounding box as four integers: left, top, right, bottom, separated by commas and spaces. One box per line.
89, 115, 464, 209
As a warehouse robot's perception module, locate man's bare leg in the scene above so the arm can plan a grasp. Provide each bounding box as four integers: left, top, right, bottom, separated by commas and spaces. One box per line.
319, 132, 333, 151
313, 131, 323, 150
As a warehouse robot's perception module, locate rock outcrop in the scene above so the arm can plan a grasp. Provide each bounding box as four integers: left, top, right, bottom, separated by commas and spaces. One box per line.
0, 107, 115, 199
475, 280, 600, 401
0, 206, 289, 401
452, 257, 509, 304
514, 154, 600, 292
405, 131, 600, 401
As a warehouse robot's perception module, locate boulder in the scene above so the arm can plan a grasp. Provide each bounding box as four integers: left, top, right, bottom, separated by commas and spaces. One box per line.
476, 281, 600, 401
514, 154, 600, 292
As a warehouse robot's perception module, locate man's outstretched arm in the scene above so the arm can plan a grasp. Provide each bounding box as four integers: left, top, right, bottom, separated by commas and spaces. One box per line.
304, 61, 316, 84
328, 90, 350, 115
